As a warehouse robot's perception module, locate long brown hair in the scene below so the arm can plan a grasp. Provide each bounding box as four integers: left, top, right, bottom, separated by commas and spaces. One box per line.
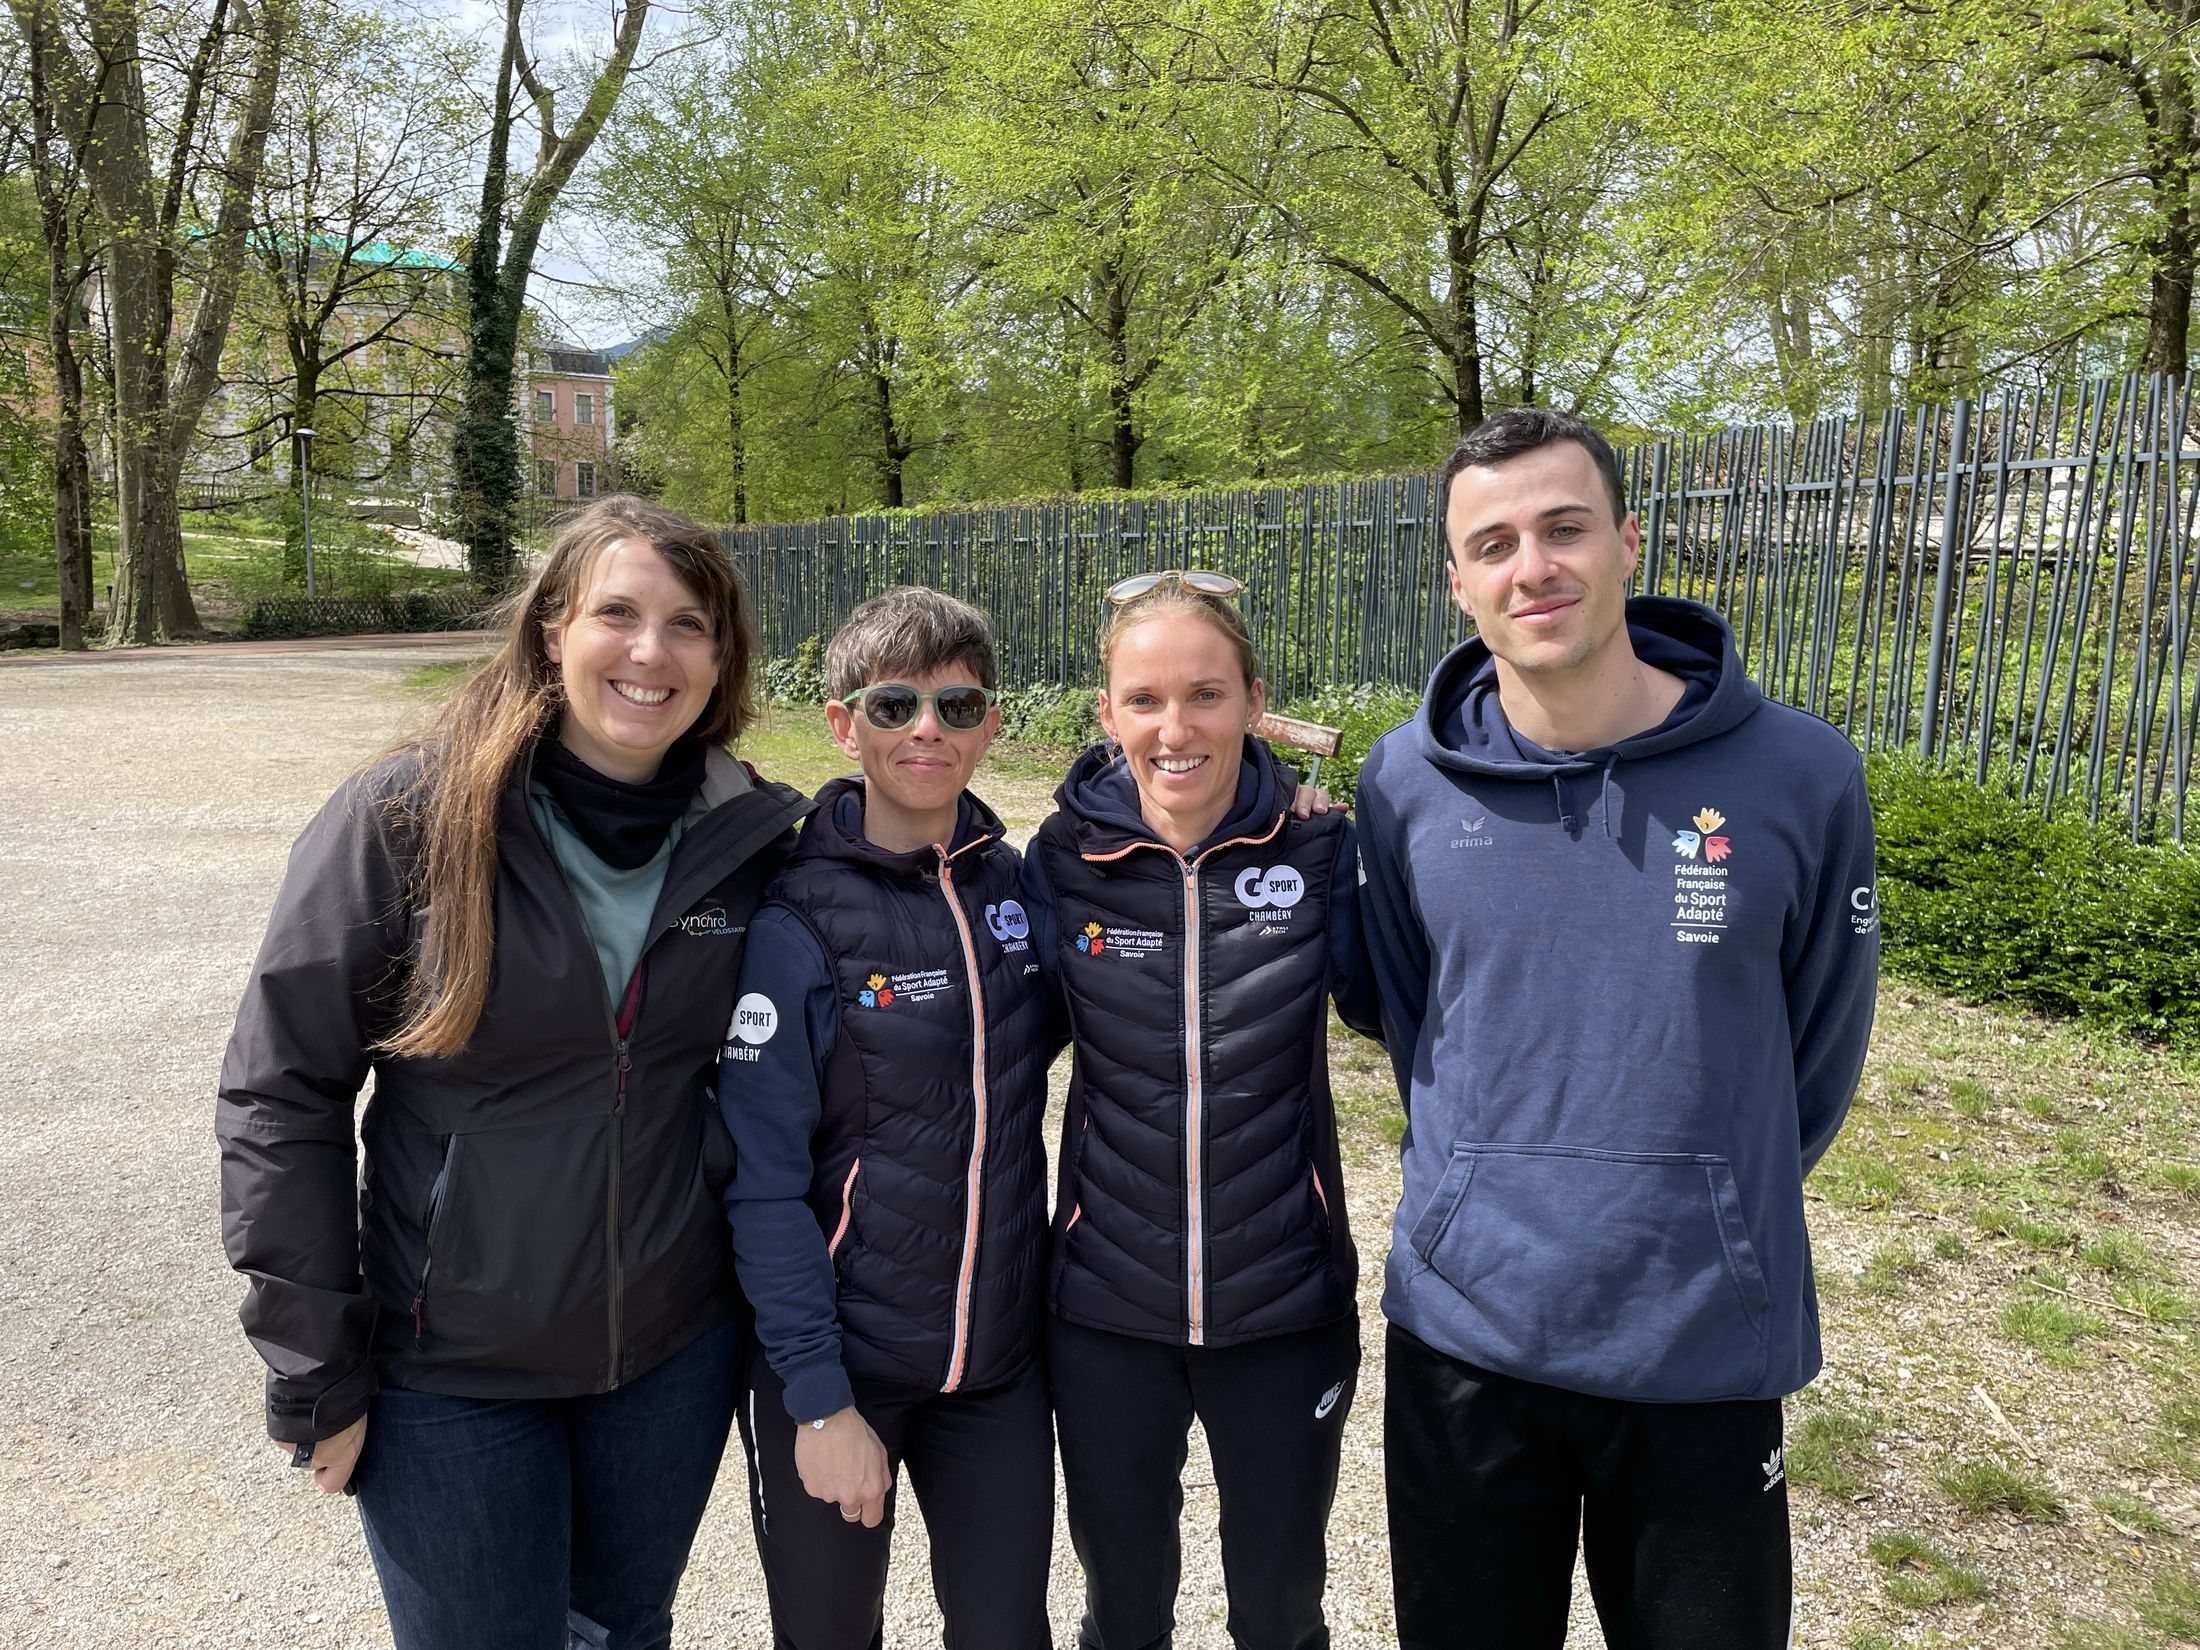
377, 495, 761, 1059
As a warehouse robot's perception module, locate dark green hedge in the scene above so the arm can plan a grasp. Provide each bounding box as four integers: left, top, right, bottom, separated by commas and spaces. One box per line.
1866, 752, 2200, 1043
241, 592, 486, 639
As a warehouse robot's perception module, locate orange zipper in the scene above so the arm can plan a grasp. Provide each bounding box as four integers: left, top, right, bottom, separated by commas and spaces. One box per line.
937, 839, 992, 1391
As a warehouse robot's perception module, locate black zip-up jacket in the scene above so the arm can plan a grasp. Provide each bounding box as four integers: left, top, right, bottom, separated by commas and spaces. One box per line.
720, 779, 1061, 1417
218, 744, 810, 1443
1021, 738, 1381, 1348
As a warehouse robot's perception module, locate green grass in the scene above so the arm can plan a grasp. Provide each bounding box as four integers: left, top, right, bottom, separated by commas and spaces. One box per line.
1949, 1076, 1994, 1117
1935, 1454, 2064, 1520
1868, 1529, 1990, 1606
2093, 1489, 2171, 1535
1881, 1061, 1932, 1096
1976, 1203, 2078, 1252
1, 511, 457, 620
2054, 1623, 2155, 1650
2139, 1560, 2200, 1640
2079, 1233, 2149, 1275
1860, 1242, 1930, 1296
1787, 1404, 1880, 1498
1998, 1294, 2101, 1364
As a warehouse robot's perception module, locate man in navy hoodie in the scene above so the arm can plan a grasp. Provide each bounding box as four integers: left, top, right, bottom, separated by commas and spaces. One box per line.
1355, 409, 1878, 1648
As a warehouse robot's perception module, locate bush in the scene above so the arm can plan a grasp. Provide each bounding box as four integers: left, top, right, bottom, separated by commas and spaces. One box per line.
996, 684, 1102, 754
763, 635, 828, 704
1867, 752, 2200, 1044
1268, 684, 1422, 804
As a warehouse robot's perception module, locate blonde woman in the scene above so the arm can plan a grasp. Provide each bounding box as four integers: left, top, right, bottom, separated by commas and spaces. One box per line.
1021, 571, 1381, 1650
218, 496, 809, 1650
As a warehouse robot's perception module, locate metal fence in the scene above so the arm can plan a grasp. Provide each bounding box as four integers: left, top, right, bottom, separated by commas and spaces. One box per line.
725, 371, 2200, 841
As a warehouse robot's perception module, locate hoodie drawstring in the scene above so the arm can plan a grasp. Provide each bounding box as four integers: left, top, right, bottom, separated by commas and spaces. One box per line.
1552, 761, 1621, 839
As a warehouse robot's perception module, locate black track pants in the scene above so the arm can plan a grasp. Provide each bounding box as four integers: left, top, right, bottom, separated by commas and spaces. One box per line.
1384, 1324, 1792, 1650
1049, 1312, 1360, 1650
735, 1347, 1054, 1650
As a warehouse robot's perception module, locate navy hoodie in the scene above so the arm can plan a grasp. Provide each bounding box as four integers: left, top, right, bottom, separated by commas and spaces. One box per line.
1355, 596, 1878, 1403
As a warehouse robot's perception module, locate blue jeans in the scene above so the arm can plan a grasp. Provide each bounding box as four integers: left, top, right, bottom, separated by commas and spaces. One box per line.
352, 1320, 739, 1650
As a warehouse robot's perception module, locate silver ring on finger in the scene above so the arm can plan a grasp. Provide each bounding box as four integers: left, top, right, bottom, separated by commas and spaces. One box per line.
840, 1507, 860, 1522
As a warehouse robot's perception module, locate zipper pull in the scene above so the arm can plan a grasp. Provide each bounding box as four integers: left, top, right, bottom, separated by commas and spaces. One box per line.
615, 1039, 631, 1114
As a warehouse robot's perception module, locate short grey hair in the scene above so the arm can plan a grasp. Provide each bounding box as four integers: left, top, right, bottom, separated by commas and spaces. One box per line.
824, 586, 1000, 699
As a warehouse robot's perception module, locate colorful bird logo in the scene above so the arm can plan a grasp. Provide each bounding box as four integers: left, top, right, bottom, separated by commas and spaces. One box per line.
859, 971, 894, 1008
1673, 806, 1733, 863
1081, 921, 1105, 956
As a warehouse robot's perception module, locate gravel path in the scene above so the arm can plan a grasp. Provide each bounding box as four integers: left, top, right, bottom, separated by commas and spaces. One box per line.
0, 640, 1484, 1649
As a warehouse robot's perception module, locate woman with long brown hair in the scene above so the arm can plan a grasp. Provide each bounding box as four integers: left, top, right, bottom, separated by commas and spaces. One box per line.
218, 496, 810, 1650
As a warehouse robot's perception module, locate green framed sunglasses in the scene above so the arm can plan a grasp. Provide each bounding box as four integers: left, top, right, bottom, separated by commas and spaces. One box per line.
839, 682, 999, 731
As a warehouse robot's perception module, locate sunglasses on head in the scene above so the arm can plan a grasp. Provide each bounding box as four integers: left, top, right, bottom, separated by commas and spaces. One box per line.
840, 682, 998, 731
1104, 568, 1243, 604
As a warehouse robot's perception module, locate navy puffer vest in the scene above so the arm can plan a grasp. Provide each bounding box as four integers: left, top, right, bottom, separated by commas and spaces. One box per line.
1034, 742, 1357, 1347
767, 779, 1056, 1393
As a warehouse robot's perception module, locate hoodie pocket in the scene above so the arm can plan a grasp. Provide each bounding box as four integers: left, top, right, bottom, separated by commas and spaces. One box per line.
1410, 1143, 1771, 1401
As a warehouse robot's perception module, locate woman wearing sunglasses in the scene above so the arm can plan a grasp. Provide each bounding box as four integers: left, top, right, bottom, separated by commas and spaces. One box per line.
1020, 570, 1383, 1650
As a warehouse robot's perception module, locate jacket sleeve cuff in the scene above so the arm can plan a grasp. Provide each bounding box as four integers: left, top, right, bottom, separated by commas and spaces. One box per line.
265, 1359, 378, 1444
781, 1362, 856, 1426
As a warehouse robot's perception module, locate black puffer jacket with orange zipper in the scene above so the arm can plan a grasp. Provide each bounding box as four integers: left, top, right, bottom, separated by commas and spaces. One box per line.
1023, 738, 1380, 1349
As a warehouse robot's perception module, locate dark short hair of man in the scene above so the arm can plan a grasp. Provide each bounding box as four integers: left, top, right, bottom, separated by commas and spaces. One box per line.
1436, 409, 1629, 552
824, 585, 1001, 701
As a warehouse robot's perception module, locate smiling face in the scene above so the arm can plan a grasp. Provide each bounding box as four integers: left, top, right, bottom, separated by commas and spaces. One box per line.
1445, 438, 1642, 681
1099, 608, 1266, 853
542, 539, 721, 782
824, 662, 999, 853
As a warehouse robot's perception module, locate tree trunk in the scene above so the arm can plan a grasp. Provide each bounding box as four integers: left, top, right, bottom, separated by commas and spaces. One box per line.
718, 287, 746, 526
48, 267, 93, 649
454, 0, 649, 584
454, 0, 524, 588
27, 4, 93, 648
1104, 274, 1137, 489
103, 234, 196, 642
1446, 224, 1484, 433
2142, 31, 2197, 377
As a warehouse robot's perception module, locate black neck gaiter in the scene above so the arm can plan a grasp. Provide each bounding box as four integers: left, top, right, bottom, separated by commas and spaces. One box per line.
533, 737, 709, 870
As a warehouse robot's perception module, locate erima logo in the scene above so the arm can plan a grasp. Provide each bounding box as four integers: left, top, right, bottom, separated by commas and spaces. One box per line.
1314, 1381, 1344, 1420
985, 900, 1030, 943
1450, 814, 1492, 849
1761, 1446, 1785, 1491
1233, 865, 1305, 910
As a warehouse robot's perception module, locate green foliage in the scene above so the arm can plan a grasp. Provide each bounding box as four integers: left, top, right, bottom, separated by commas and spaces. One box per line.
763, 636, 829, 705
1267, 685, 1424, 804
1867, 752, 2200, 1044
995, 685, 1103, 754
0, 416, 53, 567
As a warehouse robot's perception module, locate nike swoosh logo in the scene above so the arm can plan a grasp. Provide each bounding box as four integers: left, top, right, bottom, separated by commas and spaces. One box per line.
1314, 1381, 1343, 1420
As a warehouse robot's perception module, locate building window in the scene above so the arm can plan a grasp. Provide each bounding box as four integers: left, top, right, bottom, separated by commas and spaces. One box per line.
575, 392, 595, 426
534, 389, 554, 422
576, 462, 597, 500
536, 459, 558, 497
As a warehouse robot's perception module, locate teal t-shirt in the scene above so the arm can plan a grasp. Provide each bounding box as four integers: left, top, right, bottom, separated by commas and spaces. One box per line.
528, 781, 683, 1002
